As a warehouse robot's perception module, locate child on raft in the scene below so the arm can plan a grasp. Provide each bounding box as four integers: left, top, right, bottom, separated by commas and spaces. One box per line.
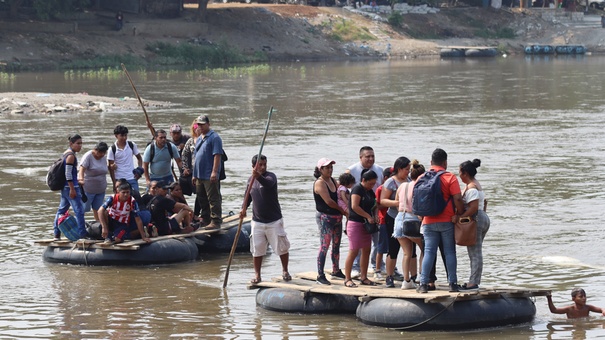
547, 288, 605, 318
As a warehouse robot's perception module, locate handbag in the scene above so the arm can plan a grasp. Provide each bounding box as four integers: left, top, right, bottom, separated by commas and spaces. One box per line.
402, 183, 422, 238
363, 219, 378, 234
455, 216, 477, 246
179, 174, 194, 196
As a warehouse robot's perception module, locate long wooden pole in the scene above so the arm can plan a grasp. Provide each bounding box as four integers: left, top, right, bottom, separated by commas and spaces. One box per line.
121, 63, 178, 182
223, 106, 273, 288
121, 63, 155, 138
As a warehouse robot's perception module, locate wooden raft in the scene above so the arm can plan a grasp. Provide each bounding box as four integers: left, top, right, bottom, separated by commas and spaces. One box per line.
249, 271, 550, 303
33, 214, 248, 251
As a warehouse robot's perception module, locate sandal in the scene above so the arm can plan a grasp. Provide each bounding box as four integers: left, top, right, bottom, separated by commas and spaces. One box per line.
360, 278, 376, 286
282, 272, 292, 282
344, 279, 357, 288
250, 278, 262, 284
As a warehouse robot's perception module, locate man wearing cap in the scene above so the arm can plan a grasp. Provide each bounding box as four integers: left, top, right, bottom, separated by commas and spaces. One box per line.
240, 154, 291, 284
192, 115, 223, 230
169, 124, 191, 156
147, 180, 194, 235
108, 125, 143, 194
143, 129, 182, 187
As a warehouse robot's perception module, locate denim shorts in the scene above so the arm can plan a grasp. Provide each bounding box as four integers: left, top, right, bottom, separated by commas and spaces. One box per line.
394, 212, 422, 238
376, 223, 389, 253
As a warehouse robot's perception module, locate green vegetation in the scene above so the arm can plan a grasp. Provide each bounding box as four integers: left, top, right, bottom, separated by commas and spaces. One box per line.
0, 72, 16, 84
474, 27, 516, 39
185, 64, 271, 79
32, 0, 89, 20
388, 11, 404, 27
61, 54, 145, 70
330, 19, 376, 42
59, 41, 268, 71
146, 41, 266, 66
63, 68, 125, 81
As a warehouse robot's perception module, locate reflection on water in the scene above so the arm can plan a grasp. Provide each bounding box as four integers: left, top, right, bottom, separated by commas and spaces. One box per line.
2, 56, 605, 338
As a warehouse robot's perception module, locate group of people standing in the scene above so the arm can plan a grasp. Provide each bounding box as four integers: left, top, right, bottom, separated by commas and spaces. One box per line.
52, 115, 225, 243
313, 146, 491, 292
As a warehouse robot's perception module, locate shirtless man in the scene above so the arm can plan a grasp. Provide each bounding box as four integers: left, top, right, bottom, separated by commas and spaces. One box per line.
547, 288, 605, 318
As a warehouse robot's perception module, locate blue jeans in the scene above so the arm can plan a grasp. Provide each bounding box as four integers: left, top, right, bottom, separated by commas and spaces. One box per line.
127, 179, 140, 194
83, 192, 106, 213
420, 222, 457, 285
53, 186, 87, 239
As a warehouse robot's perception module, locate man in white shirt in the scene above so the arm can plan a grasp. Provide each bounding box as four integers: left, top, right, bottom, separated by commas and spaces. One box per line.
108, 125, 143, 194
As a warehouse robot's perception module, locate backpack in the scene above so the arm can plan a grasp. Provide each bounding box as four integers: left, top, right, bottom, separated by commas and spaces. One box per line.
46, 151, 74, 191
111, 141, 134, 158
412, 170, 450, 216
148, 141, 174, 163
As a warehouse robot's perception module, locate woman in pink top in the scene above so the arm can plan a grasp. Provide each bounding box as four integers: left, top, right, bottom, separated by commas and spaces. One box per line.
393, 160, 425, 289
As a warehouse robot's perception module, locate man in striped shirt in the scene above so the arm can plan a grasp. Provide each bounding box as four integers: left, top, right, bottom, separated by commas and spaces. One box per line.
99, 181, 151, 244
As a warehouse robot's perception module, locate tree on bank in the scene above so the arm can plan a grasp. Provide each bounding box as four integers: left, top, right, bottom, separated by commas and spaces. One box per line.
197, 0, 210, 22
5, 0, 90, 20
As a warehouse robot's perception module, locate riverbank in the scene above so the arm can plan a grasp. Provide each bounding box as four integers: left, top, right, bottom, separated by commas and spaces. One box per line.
1, 4, 605, 71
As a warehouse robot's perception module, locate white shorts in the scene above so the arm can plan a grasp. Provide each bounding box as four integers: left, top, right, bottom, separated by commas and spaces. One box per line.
250, 218, 290, 257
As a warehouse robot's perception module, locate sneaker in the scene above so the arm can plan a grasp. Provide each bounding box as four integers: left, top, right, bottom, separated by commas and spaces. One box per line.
351, 269, 360, 279
449, 283, 460, 292
402, 279, 416, 289
417, 284, 428, 293
316, 274, 331, 285
150, 226, 158, 237
330, 270, 345, 279
373, 271, 383, 279
385, 275, 395, 288
393, 268, 404, 280
428, 283, 436, 291
102, 238, 113, 245
460, 283, 479, 291
410, 275, 418, 284
205, 223, 221, 230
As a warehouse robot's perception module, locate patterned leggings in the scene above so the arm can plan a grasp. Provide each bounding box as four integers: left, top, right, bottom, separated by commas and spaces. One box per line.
316, 212, 343, 275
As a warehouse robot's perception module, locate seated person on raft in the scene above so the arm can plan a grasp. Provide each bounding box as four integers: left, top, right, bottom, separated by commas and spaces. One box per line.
98, 181, 151, 244
147, 180, 195, 235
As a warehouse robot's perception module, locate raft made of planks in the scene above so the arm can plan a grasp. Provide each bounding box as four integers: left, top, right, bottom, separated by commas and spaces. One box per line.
34, 214, 246, 251
251, 272, 548, 329
249, 271, 550, 304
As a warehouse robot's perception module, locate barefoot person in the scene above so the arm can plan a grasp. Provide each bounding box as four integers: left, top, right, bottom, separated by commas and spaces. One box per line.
240, 154, 291, 284
547, 288, 605, 318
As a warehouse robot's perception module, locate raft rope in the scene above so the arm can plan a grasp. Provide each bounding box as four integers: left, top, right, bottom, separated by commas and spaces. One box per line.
388, 293, 460, 331
68, 240, 91, 266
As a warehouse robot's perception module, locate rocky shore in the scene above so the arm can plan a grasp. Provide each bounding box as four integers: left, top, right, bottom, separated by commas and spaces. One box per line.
0, 92, 173, 115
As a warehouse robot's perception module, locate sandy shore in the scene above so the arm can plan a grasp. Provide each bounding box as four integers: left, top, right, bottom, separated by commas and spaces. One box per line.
0, 92, 175, 115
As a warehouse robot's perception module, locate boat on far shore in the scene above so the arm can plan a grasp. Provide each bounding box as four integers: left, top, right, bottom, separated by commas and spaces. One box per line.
34, 214, 252, 266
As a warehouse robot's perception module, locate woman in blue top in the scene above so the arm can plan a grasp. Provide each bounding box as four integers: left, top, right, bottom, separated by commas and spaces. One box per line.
53, 134, 87, 240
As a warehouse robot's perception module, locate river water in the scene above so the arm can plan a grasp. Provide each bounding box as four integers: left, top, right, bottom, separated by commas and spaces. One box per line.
2, 56, 605, 339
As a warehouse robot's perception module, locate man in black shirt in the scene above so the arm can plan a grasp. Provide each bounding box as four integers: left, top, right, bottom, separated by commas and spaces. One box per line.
147, 180, 194, 235
240, 154, 291, 284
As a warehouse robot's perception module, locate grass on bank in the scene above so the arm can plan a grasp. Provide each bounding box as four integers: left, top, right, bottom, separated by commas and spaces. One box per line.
54, 40, 267, 70
329, 19, 376, 42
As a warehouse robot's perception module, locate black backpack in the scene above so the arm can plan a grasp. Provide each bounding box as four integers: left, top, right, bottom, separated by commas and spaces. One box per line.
148, 141, 174, 163
111, 141, 134, 158
46, 152, 74, 191
412, 170, 450, 216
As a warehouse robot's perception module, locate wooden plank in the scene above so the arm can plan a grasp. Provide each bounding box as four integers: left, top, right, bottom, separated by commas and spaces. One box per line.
249, 272, 552, 302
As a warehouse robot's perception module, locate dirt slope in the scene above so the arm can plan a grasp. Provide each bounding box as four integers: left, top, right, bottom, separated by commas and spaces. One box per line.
1, 4, 604, 70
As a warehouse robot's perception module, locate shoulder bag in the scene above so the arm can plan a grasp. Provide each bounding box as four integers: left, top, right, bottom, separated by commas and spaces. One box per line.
454, 186, 477, 246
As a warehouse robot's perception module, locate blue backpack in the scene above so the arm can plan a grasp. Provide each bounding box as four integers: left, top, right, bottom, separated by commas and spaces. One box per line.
412, 170, 450, 216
